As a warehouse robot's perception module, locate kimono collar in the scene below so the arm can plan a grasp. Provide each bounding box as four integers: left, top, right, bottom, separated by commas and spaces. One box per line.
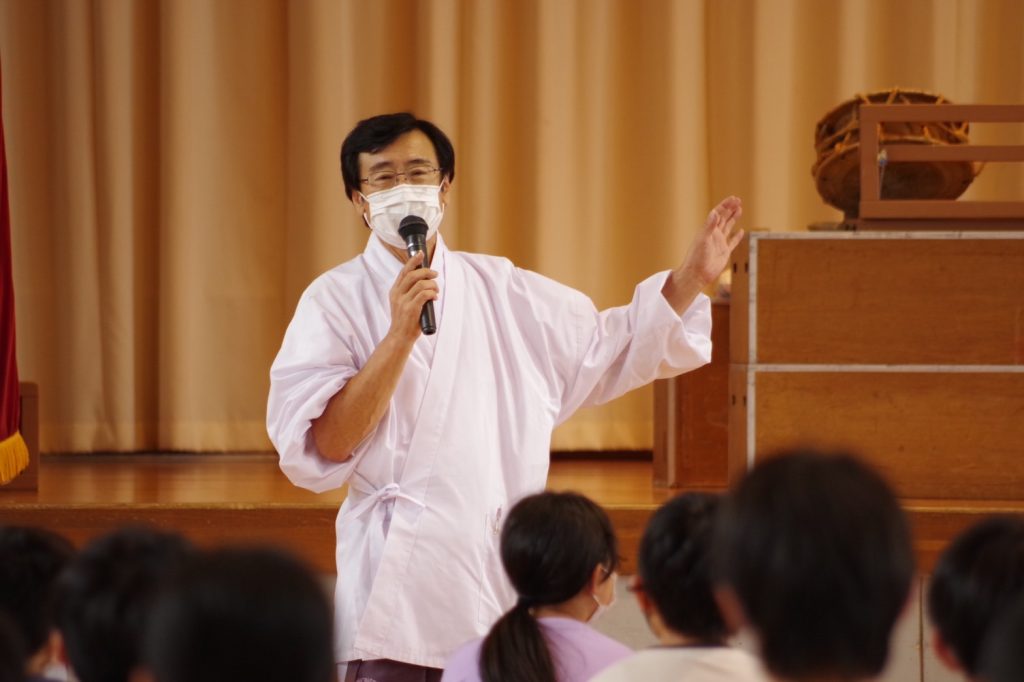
363, 231, 448, 298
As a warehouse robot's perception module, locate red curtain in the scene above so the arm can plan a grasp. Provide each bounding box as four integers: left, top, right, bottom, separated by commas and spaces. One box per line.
0, 58, 28, 484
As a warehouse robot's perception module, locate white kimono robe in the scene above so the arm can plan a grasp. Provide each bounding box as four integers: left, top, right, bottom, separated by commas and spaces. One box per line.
267, 233, 712, 669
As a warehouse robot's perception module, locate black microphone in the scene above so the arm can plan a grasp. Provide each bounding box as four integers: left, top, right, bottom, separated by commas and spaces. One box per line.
398, 216, 437, 336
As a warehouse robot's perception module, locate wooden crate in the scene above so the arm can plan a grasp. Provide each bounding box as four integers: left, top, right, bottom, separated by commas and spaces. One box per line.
729, 231, 1024, 547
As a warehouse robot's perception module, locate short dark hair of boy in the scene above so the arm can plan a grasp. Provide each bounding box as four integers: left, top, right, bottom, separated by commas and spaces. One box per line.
637, 492, 726, 643
927, 516, 1024, 676
713, 450, 914, 680
0, 526, 75, 658
143, 547, 334, 682
979, 593, 1024, 682
54, 526, 194, 682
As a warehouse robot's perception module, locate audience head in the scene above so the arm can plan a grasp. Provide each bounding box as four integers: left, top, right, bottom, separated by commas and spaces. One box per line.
142, 546, 334, 682
979, 593, 1024, 682
55, 526, 194, 682
0, 612, 27, 682
713, 449, 914, 681
480, 491, 619, 682
635, 492, 727, 645
927, 515, 1024, 678
0, 525, 75, 675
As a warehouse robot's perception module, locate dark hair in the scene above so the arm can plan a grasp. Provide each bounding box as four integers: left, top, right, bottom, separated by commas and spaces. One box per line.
480, 492, 619, 682
143, 547, 334, 682
0, 526, 74, 658
0, 611, 28, 682
54, 526, 194, 682
638, 492, 726, 643
980, 593, 1024, 682
340, 112, 455, 200
927, 516, 1024, 675
713, 450, 914, 680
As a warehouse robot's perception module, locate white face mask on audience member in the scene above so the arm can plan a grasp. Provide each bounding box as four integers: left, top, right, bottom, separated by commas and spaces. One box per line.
589, 568, 617, 623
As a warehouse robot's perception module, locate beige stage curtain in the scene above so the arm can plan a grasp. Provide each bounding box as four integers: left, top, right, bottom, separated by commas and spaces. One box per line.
1, 0, 1022, 453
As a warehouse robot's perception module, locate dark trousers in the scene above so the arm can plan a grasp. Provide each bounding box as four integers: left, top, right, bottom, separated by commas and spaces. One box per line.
344, 659, 444, 682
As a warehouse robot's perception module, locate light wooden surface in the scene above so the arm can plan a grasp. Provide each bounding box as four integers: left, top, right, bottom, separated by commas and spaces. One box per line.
751, 371, 1024, 500
727, 231, 1024, 576
753, 237, 1024, 365
728, 235, 751, 364
0, 452, 1003, 574
653, 301, 730, 489
0, 454, 673, 574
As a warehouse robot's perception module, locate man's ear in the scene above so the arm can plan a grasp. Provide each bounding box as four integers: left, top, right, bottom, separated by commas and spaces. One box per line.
439, 177, 452, 209
713, 584, 748, 634
350, 190, 372, 229
931, 629, 964, 673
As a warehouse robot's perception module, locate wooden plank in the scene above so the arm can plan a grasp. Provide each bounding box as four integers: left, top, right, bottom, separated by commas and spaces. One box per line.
861, 104, 881, 203
652, 302, 730, 489
907, 500, 1024, 572
726, 365, 749, 485
848, 218, 1024, 231
652, 379, 673, 486
882, 145, 1024, 163
728, 233, 750, 364
755, 237, 1024, 364
752, 371, 1024, 500
861, 200, 1024, 220
860, 103, 1024, 123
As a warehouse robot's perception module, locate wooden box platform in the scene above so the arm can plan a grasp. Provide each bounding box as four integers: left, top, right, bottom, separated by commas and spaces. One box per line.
728, 231, 1024, 561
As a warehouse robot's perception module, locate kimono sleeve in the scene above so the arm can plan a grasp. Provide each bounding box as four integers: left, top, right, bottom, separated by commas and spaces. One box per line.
266, 288, 364, 493
554, 270, 712, 424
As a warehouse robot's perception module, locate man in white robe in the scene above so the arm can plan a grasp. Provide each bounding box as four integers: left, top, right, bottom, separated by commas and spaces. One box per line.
266, 113, 743, 682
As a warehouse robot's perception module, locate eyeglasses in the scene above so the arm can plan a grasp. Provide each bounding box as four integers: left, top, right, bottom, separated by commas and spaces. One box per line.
360, 164, 441, 190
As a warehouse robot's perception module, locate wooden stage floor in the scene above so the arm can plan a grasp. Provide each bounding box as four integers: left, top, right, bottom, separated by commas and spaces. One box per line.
0, 453, 1017, 574
0, 454, 679, 574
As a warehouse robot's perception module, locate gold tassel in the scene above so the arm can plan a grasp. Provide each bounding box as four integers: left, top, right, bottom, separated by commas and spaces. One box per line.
0, 431, 29, 485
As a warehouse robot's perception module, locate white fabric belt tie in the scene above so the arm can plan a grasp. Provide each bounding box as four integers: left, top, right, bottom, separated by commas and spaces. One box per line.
345, 481, 425, 520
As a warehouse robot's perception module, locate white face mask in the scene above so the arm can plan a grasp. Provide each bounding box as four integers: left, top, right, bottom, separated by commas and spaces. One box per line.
360, 183, 445, 249
589, 575, 617, 623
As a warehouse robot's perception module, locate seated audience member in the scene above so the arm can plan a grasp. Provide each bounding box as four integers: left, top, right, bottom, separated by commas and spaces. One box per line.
926, 516, 1024, 681
0, 612, 28, 682
713, 450, 914, 682
978, 593, 1024, 682
0, 526, 75, 682
442, 491, 630, 682
593, 493, 765, 682
54, 526, 194, 682
139, 547, 334, 682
